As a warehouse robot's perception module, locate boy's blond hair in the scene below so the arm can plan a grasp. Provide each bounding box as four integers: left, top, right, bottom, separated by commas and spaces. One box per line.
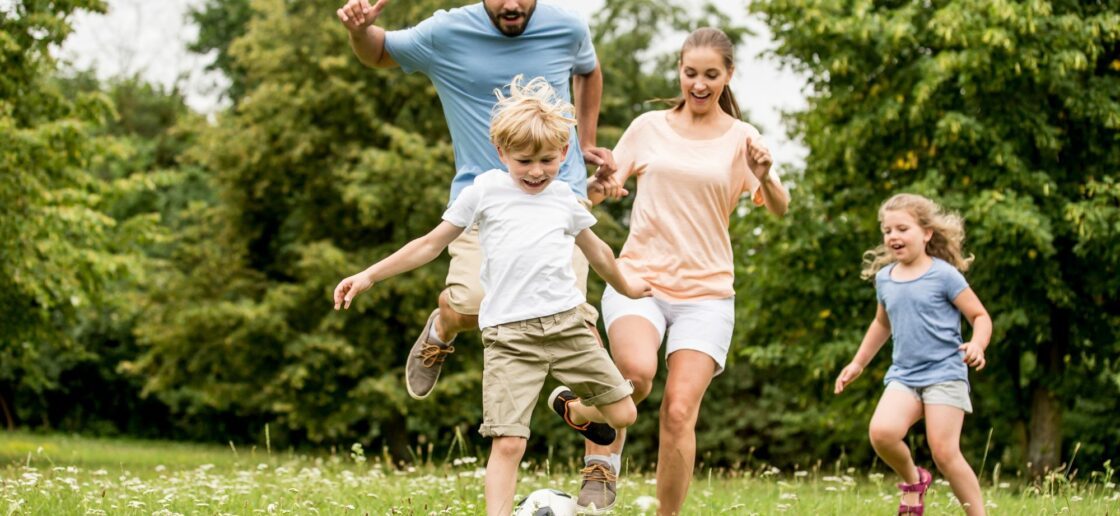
861, 193, 975, 280
490, 75, 575, 153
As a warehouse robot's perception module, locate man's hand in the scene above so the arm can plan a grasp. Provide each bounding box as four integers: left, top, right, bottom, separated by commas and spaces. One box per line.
337, 0, 388, 33
584, 146, 617, 177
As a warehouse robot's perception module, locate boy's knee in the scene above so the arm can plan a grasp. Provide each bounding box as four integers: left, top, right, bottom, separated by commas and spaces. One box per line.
605, 400, 637, 429
490, 436, 527, 459
437, 289, 478, 334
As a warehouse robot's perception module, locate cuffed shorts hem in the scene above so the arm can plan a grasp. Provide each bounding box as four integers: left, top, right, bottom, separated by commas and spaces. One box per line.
580, 380, 634, 407
478, 424, 531, 439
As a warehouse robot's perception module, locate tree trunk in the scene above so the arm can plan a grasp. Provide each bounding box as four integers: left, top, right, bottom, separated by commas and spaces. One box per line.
384, 413, 412, 467
1028, 384, 1061, 476
0, 392, 14, 430
1028, 306, 1069, 477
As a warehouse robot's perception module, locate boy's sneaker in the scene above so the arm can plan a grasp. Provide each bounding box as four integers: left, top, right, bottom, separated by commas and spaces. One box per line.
405, 309, 455, 400
547, 386, 616, 446
576, 459, 617, 513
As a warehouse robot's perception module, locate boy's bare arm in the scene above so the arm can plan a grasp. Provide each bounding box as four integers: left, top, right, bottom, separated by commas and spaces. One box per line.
334, 221, 464, 309
574, 229, 650, 299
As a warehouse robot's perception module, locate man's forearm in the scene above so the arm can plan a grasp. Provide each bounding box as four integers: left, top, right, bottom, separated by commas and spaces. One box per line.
348, 25, 390, 68
573, 64, 603, 148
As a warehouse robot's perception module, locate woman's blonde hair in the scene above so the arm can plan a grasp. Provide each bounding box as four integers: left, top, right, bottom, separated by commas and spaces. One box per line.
860, 193, 974, 280
490, 75, 575, 153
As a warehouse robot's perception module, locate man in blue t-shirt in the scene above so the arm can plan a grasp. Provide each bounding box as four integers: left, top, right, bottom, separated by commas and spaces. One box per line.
335, 0, 620, 402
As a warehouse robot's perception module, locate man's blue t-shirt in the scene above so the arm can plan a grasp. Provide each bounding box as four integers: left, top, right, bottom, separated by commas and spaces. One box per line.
876, 257, 971, 388
384, 2, 596, 203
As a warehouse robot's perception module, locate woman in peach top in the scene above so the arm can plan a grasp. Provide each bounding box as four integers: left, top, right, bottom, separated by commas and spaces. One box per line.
577, 28, 790, 515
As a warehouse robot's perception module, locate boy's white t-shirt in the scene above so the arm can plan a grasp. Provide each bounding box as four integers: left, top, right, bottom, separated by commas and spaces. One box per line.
442, 169, 597, 328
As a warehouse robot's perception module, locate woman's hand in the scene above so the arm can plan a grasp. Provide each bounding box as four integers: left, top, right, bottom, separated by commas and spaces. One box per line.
621, 278, 653, 299
745, 136, 773, 182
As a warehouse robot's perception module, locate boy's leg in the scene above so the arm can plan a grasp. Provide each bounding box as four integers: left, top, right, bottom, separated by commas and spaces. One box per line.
485, 436, 527, 516
478, 321, 547, 514
405, 226, 484, 399
925, 403, 985, 516
869, 384, 925, 508
558, 391, 637, 428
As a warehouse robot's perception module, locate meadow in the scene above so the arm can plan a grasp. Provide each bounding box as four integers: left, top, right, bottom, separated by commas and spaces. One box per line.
0, 431, 1116, 515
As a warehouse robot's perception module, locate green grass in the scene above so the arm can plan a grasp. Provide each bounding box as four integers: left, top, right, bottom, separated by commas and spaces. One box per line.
1, 431, 1117, 514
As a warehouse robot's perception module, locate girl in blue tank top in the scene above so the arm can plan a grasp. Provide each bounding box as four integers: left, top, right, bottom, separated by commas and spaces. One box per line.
834, 193, 992, 516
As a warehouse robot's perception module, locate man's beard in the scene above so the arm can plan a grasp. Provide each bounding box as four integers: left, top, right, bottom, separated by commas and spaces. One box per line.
485, 3, 536, 37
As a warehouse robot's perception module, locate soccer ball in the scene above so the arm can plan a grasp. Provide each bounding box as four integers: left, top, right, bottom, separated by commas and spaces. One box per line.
513, 488, 577, 516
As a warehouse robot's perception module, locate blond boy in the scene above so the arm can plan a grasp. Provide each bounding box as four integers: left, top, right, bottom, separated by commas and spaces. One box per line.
333, 76, 646, 515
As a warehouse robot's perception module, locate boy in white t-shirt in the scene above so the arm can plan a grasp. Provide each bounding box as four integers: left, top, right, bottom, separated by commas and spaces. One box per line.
332, 75, 648, 516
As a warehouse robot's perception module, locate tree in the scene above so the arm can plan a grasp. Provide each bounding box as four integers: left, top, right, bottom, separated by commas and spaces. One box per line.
0, 0, 164, 429
130, 0, 469, 456
748, 0, 1120, 473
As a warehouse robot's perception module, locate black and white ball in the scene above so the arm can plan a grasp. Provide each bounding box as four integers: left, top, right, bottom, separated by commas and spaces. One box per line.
513, 488, 577, 516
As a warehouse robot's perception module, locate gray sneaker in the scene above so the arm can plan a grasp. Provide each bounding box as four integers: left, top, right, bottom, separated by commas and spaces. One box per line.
404, 309, 455, 400
576, 459, 617, 513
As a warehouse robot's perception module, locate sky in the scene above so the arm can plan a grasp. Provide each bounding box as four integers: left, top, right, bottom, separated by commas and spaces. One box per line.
58, 0, 808, 167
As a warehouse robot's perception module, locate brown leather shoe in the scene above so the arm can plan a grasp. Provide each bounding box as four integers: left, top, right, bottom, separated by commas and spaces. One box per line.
405, 309, 454, 400
576, 459, 617, 513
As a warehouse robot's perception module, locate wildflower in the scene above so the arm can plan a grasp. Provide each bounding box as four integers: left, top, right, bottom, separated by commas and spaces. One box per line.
634, 495, 659, 511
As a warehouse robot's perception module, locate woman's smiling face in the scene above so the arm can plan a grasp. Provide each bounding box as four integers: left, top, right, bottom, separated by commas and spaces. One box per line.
678, 46, 732, 116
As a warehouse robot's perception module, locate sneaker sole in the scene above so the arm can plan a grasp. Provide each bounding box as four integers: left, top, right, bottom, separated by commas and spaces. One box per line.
548, 385, 571, 413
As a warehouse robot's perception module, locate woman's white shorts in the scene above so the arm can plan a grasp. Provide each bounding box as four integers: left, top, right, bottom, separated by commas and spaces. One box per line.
601, 285, 735, 376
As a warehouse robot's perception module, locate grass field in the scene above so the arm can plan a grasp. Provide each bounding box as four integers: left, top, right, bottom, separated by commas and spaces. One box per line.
1, 431, 1117, 514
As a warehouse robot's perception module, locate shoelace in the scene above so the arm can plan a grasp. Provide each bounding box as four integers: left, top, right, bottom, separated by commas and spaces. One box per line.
418, 343, 455, 367
580, 463, 617, 484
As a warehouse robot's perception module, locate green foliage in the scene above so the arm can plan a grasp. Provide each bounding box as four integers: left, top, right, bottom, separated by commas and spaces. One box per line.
0, 0, 133, 402
130, 0, 470, 455
747, 0, 1120, 471
0, 1, 202, 435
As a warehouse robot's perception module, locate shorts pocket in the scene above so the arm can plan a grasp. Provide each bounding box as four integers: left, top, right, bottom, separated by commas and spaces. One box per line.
480, 325, 501, 348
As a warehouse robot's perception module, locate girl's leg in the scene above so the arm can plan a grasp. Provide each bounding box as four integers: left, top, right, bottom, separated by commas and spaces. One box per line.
484, 436, 527, 516
869, 388, 925, 506
925, 404, 985, 516
656, 349, 717, 516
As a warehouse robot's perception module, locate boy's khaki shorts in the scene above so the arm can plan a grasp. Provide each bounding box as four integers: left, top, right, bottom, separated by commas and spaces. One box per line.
478, 307, 634, 439
445, 199, 599, 326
